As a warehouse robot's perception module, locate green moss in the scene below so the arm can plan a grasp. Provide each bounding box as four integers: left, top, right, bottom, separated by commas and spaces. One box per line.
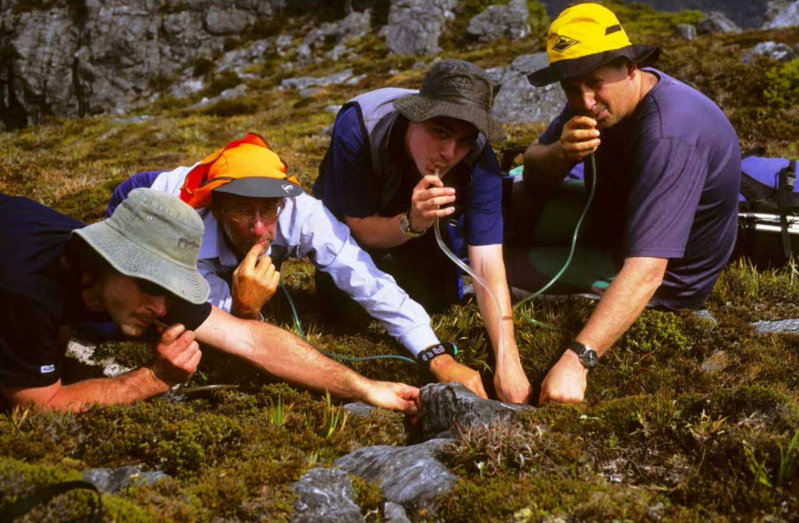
765, 59, 799, 109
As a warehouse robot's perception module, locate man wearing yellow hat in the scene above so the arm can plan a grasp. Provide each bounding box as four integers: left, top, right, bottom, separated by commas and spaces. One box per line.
513, 3, 740, 403
107, 133, 488, 399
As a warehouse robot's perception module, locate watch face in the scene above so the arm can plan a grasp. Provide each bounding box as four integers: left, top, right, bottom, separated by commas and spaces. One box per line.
581, 349, 599, 368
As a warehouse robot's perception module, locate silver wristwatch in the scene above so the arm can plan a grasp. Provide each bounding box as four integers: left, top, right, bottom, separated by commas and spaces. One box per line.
399, 210, 425, 238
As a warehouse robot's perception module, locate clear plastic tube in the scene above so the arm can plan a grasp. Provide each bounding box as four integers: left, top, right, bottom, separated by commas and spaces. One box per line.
431, 169, 507, 370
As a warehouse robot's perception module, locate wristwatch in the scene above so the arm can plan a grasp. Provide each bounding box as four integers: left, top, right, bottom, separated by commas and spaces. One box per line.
416, 342, 459, 365
399, 210, 426, 238
569, 340, 599, 369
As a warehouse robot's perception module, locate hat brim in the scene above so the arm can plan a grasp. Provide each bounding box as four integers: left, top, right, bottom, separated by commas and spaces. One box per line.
75, 224, 210, 305
393, 95, 507, 142
527, 45, 660, 87
212, 177, 304, 199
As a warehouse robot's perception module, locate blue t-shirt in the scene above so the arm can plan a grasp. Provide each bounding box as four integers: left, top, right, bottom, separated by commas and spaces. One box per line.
314, 104, 504, 246
0, 194, 211, 388
539, 69, 740, 309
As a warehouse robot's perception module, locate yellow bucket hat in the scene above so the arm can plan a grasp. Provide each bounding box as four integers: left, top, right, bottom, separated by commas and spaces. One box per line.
528, 3, 660, 87
179, 133, 303, 209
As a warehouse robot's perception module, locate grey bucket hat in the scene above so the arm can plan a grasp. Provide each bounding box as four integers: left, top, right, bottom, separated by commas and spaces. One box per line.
74, 188, 210, 304
393, 59, 506, 142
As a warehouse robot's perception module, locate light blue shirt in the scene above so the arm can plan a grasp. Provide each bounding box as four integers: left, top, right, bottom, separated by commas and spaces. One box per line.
152, 166, 440, 356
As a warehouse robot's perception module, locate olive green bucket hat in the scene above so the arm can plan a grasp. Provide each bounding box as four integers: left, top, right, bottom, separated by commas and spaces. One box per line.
394, 59, 506, 142
74, 188, 210, 304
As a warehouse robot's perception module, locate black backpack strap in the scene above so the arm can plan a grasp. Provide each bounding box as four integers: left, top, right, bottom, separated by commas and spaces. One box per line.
777, 160, 797, 260
2, 480, 104, 522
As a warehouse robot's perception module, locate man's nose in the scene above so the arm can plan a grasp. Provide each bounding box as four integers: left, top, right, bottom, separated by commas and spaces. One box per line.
440, 138, 457, 161
579, 90, 596, 113
251, 216, 277, 237
149, 295, 169, 318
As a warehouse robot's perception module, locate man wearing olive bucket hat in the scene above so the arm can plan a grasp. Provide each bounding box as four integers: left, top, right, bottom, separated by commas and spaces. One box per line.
314, 59, 533, 404
510, 3, 740, 404
0, 189, 419, 412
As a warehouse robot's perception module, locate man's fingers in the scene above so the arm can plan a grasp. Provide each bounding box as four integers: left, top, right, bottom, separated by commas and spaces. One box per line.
254, 255, 274, 272
241, 243, 266, 269
415, 174, 444, 191
160, 323, 186, 345
567, 115, 598, 129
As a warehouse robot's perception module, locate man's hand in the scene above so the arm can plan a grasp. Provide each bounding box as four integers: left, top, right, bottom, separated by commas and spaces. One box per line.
149, 323, 202, 387
539, 350, 588, 404
558, 116, 601, 164
408, 174, 457, 233
231, 243, 280, 319
361, 380, 420, 414
429, 355, 487, 399
494, 361, 533, 404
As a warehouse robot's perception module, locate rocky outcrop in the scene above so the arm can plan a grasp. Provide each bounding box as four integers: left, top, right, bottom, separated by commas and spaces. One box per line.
0, 0, 283, 131
292, 468, 364, 522
466, 0, 530, 42
697, 11, 741, 34
763, 0, 799, 28
491, 52, 567, 125
743, 41, 798, 63
296, 10, 372, 64
383, 0, 456, 56
83, 465, 167, 494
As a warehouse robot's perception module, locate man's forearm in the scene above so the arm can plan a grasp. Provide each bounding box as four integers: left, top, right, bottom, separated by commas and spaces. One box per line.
346, 214, 408, 250
576, 257, 668, 355
523, 142, 575, 186
196, 308, 373, 401
6, 368, 171, 412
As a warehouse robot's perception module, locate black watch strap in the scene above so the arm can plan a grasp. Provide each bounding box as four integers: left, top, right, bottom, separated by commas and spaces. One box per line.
416, 342, 458, 365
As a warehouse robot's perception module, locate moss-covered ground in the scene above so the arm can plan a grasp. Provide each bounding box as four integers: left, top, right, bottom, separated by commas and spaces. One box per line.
1, 1, 799, 520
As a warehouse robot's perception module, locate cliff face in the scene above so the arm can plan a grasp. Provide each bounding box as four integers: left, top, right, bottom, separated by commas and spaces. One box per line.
0, 0, 285, 130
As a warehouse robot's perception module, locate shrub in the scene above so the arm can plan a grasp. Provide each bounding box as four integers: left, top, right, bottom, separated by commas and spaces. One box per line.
764, 59, 799, 109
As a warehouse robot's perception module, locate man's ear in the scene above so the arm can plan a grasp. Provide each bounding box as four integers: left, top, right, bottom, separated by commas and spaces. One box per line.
80, 271, 98, 290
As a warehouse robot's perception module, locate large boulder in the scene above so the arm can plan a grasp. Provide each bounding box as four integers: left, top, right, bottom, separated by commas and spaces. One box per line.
763, 0, 799, 28
491, 52, 567, 125
466, 0, 530, 42
0, 0, 282, 131
743, 41, 797, 63
384, 0, 457, 56
296, 10, 372, 64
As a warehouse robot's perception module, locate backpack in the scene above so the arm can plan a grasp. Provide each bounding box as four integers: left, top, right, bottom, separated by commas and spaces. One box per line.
737, 148, 799, 263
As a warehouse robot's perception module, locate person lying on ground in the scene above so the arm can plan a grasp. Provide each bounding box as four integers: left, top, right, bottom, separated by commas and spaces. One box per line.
0, 188, 419, 413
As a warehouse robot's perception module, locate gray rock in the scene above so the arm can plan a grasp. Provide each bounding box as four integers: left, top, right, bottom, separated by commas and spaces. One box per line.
292, 468, 364, 523
299, 88, 322, 98
0, 0, 284, 131
343, 402, 376, 417
281, 69, 356, 90
299, 10, 372, 63
335, 438, 457, 513
215, 39, 274, 76
384, 501, 412, 523
191, 84, 248, 109
384, 0, 457, 56
692, 309, 718, 326
752, 318, 799, 334
421, 382, 534, 440
112, 115, 152, 125
676, 23, 697, 40
763, 0, 799, 29
491, 52, 567, 125
744, 41, 797, 63
169, 78, 205, 100
697, 11, 741, 34
83, 466, 167, 494
466, 0, 530, 42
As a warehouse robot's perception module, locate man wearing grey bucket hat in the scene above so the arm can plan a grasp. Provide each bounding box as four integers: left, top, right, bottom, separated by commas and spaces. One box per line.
0, 188, 420, 412
509, 3, 739, 405
314, 59, 533, 404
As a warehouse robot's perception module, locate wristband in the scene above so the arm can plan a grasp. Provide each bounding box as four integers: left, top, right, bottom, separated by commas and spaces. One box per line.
399, 210, 426, 238
416, 342, 459, 365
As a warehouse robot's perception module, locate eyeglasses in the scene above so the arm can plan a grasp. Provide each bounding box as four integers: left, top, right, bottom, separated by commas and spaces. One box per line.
222, 201, 284, 224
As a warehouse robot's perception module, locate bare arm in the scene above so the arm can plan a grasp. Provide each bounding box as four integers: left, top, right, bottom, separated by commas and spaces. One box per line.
540, 256, 668, 404
346, 174, 457, 250
194, 307, 420, 412
468, 244, 532, 404
523, 115, 601, 186
2, 324, 201, 412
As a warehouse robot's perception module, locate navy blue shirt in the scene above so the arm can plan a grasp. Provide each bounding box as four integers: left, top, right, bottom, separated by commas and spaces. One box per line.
539, 69, 740, 309
0, 194, 211, 388
315, 105, 504, 246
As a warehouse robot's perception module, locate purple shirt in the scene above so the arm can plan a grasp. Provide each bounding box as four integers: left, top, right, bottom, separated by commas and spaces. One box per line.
540, 69, 740, 309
